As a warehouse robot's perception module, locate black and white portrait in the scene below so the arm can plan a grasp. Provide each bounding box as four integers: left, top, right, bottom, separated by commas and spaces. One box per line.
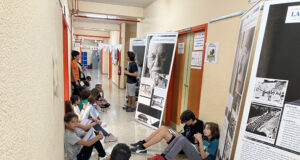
142, 40, 175, 89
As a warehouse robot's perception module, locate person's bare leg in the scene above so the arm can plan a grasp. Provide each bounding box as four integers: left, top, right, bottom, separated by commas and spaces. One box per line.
131, 96, 136, 108
143, 126, 173, 148
128, 96, 132, 107
144, 126, 166, 142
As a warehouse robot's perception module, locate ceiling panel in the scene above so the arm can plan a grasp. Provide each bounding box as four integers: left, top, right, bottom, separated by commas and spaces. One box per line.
79, 0, 155, 8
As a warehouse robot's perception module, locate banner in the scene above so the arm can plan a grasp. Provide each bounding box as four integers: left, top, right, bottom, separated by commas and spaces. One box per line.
217, 2, 262, 160
130, 38, 146, 79
235, 0, 300, 159
135, 32, 178, 129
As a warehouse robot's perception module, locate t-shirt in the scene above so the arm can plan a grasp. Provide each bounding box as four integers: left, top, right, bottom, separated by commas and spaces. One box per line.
79, 100, 88, 111
81, 104, 100, 120
73, 105, 81, 117
182, 119, 204, 144
127, 61, 138, 84
203, 139, 219, 160
64, 129, 84, 160
71, 60, 80, 82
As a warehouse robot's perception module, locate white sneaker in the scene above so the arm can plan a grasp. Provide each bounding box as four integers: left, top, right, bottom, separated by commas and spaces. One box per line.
104, 134, 118, 143
101, 122, 107, 128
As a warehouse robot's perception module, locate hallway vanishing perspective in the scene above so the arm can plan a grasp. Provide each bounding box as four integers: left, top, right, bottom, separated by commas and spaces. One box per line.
3, 0, 298, 160
85, 69, 186, 160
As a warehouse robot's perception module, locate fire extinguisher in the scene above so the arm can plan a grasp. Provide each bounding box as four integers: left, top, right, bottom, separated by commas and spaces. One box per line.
118, 65, 121, 75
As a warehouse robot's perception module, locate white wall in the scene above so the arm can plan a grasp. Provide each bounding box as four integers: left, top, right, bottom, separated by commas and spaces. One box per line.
0, 0, 66, 159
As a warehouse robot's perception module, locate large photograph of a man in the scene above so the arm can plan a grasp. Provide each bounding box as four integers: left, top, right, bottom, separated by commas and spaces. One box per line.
136, 32, 178, 129
142, 37, 175, 89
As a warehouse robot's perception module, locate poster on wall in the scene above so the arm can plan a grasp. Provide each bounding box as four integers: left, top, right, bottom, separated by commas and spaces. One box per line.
191, 51, 203, 69
216, 2, 262, 160
193, 31, 205, 50
235, 0, 300, 159
178, 42, 185, 54
205, 42, 220, 63
135, 32, 178, 129
130, 38, 146, 79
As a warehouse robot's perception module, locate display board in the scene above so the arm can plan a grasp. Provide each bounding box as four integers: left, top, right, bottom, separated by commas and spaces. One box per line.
130, 38, 146, 79
135, 32, 178, 129
235, 0, 300, 159
217, 2, 262, 160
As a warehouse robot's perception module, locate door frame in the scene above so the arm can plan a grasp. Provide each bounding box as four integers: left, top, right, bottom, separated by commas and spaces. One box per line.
165, 24, 208, 126
62, 14, 70, 101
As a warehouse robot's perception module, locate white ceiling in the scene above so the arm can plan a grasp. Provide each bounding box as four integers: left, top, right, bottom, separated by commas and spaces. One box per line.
79, 0, 155, 8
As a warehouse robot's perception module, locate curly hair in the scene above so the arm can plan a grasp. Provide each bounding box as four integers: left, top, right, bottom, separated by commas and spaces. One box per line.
205, 122, 220, 140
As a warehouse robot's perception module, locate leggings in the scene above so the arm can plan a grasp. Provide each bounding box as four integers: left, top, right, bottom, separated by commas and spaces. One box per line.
163, 135, 202, 160
77, 140, 106, 160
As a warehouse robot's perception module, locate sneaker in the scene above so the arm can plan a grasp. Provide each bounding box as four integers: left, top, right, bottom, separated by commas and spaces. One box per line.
131, 145, 147, 154
126, 107, 136, 112
130, 140, 145, 147
122, 105, 130, 110
104, 134, 118, 143
148, 154, 165, 160
101, 122, 107, 128
99, 155, 108, 160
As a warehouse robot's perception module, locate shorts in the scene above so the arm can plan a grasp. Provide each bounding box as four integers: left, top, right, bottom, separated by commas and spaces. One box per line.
126, 83, 136, 97
167, 135, 176, 144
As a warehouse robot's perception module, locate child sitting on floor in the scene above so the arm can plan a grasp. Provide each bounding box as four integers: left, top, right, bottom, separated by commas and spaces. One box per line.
95, 84, 110, 108
81, 97, 118, 143
70, 95, 81, 117
79, 90, 90, 112
148, 122, 219, 160
64, 112, 106, 160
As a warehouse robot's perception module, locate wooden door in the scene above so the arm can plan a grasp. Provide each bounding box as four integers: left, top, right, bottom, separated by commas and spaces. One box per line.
169, 34, 188, 125
186, 30, 207, 117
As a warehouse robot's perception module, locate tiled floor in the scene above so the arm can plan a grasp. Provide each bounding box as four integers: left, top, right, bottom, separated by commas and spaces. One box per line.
85, 69, 187, 160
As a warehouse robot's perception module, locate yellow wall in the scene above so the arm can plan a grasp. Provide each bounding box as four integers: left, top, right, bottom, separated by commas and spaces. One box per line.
122, 23, 137, 88
109, 30, 121, 85
109, 23, 137, 89
0, 0, 66, 159
102, 47, 109, 74
137, 0, 251, 125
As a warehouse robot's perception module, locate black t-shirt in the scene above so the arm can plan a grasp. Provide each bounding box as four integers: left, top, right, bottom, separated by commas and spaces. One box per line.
127, 61, 138, 84
182, 119, 204, 144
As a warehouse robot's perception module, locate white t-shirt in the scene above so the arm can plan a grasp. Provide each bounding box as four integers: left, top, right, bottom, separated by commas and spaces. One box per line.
81, 104, 100, 120
73, 105, 81, 118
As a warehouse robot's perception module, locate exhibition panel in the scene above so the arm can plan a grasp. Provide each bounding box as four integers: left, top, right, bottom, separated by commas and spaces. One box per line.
135, 32, 178, 129
235, 0, 300, 159
217, 2, 262, 160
